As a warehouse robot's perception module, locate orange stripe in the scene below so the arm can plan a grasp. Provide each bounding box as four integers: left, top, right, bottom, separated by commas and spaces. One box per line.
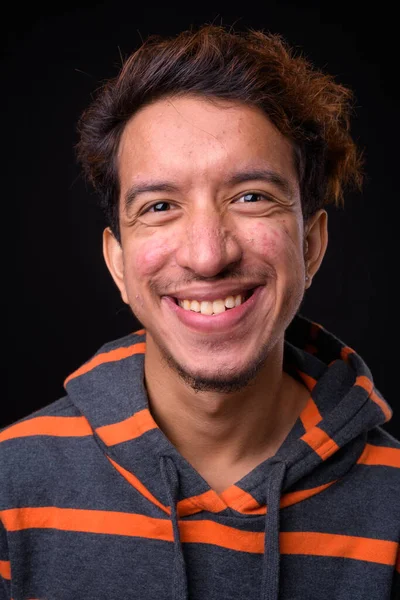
301, 427, 340, 460
96, 409, 157, 446
341, 346, 355, 361
220, 486, 265, 515
355, 376, 392, 422
396, 547, 400, 573
178, 490, 227, 517
355, 374, 374, 395
296, 370, 317, 391
223, 481, 337, 515
280, 481, 336, 509
1, 507, 397, 563
180, 519, 263, 553
106, 456, 169, 515
357, 444, 400, 468
1, 506, 172, 541
299, 396, 322, 431
64, 342, 146, 385
134, 329, 145, 335
0, 416, 92, 443
281, 531, 397, 566
370, 389, 392, 422
0, 560, 11, 580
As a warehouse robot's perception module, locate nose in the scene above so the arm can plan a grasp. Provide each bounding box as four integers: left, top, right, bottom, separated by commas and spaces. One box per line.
175, 206, 242, 277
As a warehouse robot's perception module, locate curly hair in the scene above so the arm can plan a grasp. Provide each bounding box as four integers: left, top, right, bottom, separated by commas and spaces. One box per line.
76, 24, 363, 241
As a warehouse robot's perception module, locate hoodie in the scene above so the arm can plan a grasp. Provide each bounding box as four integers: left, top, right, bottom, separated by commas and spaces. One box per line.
0, 314, 399, 600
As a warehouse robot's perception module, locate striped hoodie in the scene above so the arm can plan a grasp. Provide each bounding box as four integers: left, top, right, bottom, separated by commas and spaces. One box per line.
1, 314, 399, 600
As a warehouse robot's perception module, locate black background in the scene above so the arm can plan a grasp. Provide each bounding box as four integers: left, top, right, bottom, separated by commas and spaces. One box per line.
4, 2, 399, 438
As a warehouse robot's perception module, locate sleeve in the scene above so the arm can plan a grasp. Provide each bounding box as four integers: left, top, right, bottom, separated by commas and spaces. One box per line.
391, 544, 400, 600
0, 519, 11, 600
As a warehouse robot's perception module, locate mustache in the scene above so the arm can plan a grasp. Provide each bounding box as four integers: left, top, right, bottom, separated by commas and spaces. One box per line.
149, 265, 276, 296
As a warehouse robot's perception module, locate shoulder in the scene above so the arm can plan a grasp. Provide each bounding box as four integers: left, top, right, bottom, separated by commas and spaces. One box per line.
0, 396, 94, 508
0, 396, 85, 475
354, 426, 400, 507
0, 396, 84, 460
0, 395, 81, 441
358, 426, 400, 470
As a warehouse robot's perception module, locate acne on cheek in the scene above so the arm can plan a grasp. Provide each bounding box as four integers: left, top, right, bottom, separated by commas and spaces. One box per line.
248, 220, 302, 261
245, 223, 285, 259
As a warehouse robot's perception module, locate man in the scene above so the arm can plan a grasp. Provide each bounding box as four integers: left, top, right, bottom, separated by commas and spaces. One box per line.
1, 24, 399, 600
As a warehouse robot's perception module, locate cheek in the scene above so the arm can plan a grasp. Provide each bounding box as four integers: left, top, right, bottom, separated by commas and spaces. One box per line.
259, 229, 282, 259
131, 235, 175, 278
245, 222, 296, 261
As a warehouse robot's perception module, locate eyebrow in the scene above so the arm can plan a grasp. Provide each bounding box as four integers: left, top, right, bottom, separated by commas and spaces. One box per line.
123, 168, 294, 211
124, 182, 180, 212
226, 168, 294, 199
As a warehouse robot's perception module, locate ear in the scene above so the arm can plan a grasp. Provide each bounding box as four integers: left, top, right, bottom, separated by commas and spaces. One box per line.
304, 209, 328, 289
102, 227, 129, 304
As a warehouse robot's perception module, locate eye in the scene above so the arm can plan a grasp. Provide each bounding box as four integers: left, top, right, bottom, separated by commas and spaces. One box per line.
147, 201, 171, 212
235, 192, 269, 203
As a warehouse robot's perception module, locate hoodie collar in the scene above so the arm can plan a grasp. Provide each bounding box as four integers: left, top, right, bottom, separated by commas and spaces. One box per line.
64, 313, 392, 512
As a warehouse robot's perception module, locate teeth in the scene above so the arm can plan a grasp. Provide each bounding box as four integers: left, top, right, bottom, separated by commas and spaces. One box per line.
190, 300, 201, 312
224, 295, 235, 308
212, 299, 226, 314
200, 301, 213, 315
179, 293, 246, 314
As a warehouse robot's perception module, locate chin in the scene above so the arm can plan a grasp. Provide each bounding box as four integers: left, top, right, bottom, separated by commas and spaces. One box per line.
161, 346, 270, 394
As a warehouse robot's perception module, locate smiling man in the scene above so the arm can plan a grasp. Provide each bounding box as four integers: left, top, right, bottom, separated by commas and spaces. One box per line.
1, 25, 399, 600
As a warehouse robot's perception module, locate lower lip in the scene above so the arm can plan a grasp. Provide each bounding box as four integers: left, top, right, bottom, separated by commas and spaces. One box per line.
161, 287, 264, 334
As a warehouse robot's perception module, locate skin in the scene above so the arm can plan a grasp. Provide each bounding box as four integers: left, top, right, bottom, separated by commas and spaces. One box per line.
104, 95, 328, 493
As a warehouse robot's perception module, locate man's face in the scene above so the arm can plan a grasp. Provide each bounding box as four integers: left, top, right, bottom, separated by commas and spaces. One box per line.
105, 96, 324, 390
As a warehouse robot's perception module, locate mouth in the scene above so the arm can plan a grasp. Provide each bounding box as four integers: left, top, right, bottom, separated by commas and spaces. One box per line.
161, 286, 265, 335
173, 289, 256, 315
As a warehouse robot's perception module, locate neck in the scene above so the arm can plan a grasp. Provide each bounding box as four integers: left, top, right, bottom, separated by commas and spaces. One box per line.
144, 335, 309, 492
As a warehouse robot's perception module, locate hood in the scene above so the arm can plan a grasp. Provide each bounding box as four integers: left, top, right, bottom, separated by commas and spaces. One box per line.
63, 314, 393, 600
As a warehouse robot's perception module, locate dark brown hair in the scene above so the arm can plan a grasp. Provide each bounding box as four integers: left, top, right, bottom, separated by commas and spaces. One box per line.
77, 24, 363, 241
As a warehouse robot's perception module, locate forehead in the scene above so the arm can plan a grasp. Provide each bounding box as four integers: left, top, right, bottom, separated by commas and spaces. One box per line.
117, 95, 299, 195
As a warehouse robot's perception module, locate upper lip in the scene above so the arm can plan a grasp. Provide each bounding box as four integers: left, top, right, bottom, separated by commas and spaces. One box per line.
164, 283, 264, 302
